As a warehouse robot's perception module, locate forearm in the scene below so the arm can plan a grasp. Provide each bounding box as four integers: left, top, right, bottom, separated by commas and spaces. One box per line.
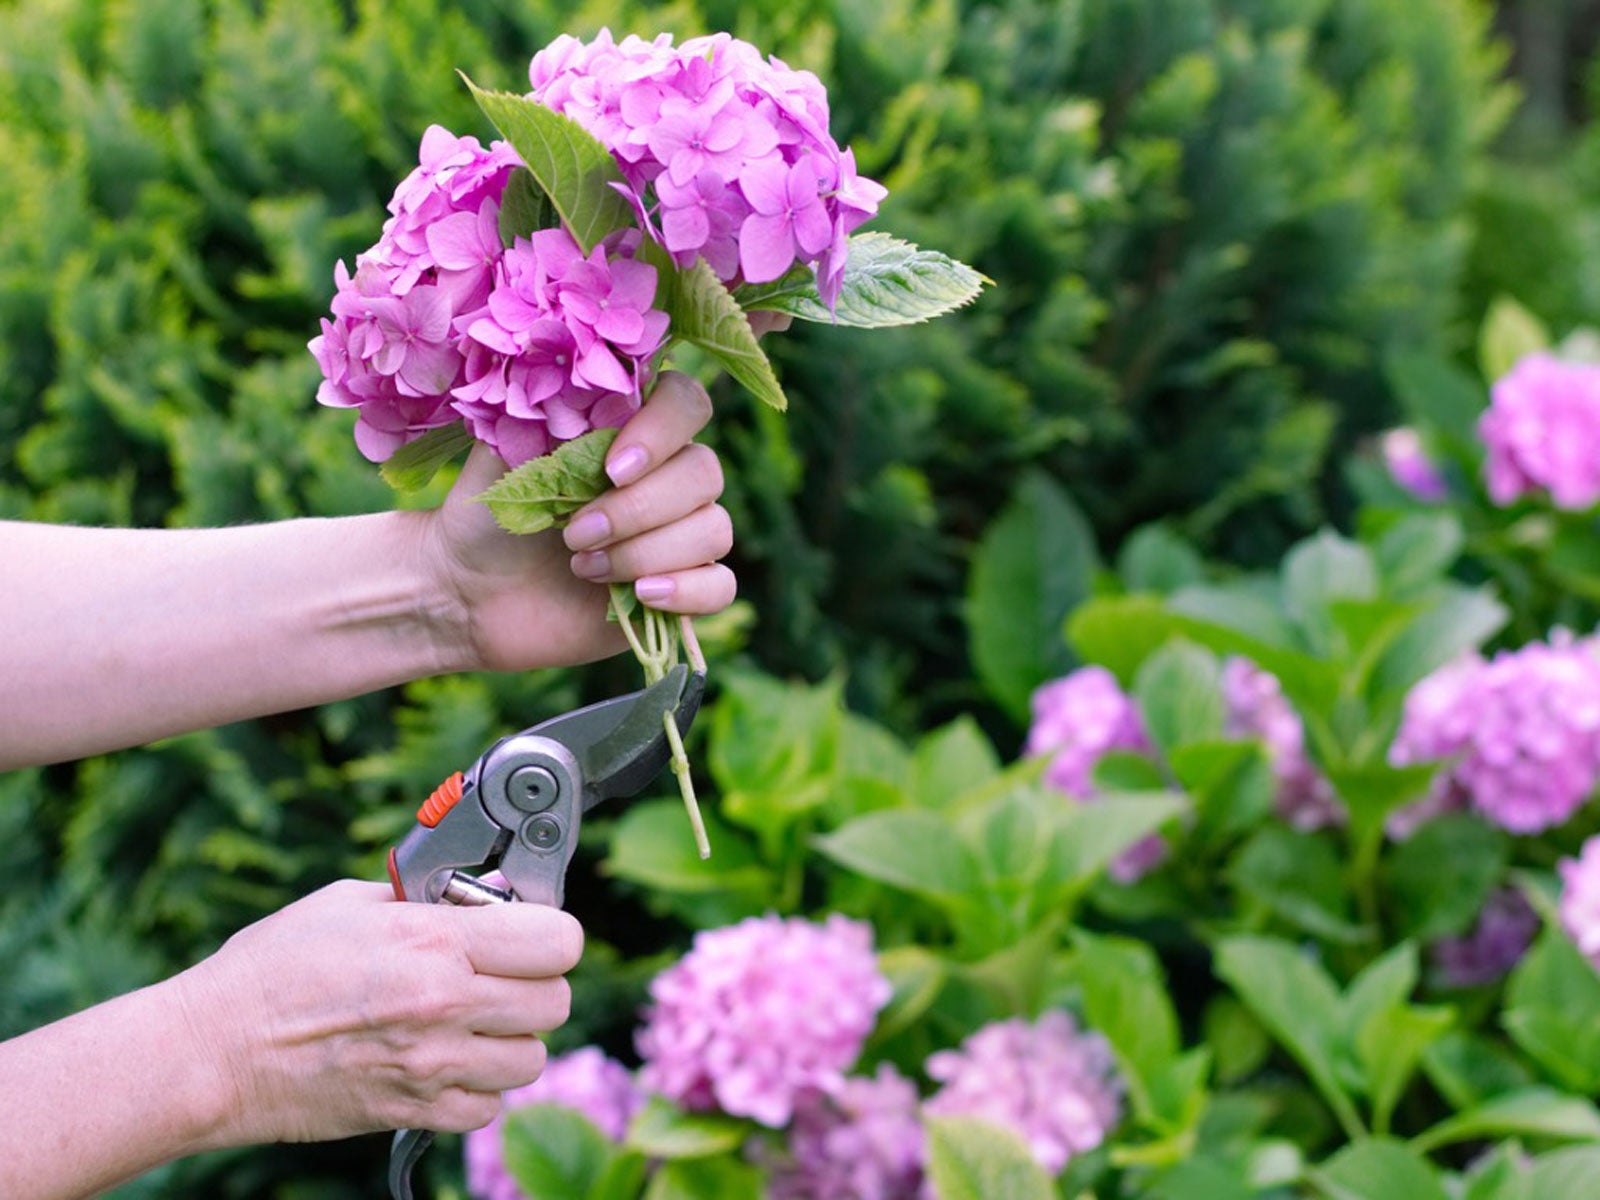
0, 974, 237, 1200
0, 514, 471, 768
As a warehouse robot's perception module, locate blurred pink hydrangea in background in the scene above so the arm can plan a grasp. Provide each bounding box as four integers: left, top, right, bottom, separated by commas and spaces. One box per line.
923, 1011, 1123, 1176
1389, 633, 1600, 834
1480, 353, 1600, 510
761, 1064, 926, 1200
1560, 835, 1600, 967
1220, 656, 1344, 831
464, 1046, 643, 1200
1430, 886, 1539, 988
636, 913, 891, 1127
1379, 427, 1450, 503
1025, 666, 1167, 882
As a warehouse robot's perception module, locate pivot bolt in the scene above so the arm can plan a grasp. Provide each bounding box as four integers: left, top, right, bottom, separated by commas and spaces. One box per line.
508, 766, 558, 813
525, 814, 562, 849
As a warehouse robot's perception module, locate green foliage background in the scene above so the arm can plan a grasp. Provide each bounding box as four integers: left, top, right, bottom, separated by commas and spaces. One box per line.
0, 0, 1588, 1195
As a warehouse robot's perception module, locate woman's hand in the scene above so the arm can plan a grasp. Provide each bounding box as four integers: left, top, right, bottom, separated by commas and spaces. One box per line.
179, 881, 583, 1144
423, 371, 736, 673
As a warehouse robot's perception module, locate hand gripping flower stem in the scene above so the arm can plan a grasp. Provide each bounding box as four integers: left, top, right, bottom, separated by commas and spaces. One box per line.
609, 585, 710, 858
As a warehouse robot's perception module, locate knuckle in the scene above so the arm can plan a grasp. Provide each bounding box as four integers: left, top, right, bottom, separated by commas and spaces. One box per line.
705, 504, 734, 559
429, 1089, 502, 1134
685, 443, 724, 495
538, 977, 573, 1029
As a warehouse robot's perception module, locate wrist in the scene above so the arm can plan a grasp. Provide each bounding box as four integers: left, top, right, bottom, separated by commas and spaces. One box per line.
162, 962, 258, 1153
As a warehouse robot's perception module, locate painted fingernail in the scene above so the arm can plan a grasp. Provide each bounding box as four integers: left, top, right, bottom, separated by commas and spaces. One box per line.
607, 445, 649, 486
635, 576, 676, 603
564, 509, 611, 550
571, 549, 610, 580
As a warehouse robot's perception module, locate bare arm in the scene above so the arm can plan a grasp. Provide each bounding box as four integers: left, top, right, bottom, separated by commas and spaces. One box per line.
0, 883, 581, 1200
0, 372, 735, 769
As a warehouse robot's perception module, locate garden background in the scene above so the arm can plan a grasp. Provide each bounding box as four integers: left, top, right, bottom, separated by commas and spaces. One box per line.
10, 0, 1600, 1196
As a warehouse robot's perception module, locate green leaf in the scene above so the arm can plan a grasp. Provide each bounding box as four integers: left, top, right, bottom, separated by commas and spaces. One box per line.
474, 427, 618, 533
378, 421, 473, 491
874, 944, 950, 1043
1281, 530, 1379, 654
1528, 1146, 1600, 1200
501, 1103, 616, 1197
912, 716, 1000, 809
1371, 586, 1507, 701
1480, 295, 1551, 384
604, 800, 773, 902
1422, 1030, 1539, 1111
1359, 1004, 1454, 1136
624, 1097, 748, 1160
924, 1117, 1055, 1200
967, 470, 1097, 721
1051, 790, 1187, 892
643, 1155, 766, 1200
1503, 928, 1600, 1093
497, 165, 559, 244
1384, 814, 1508, 941
812, 809, 980, 903
464, 77, 633, 253
1213, 935, 1364, 1139
1384, 350, 1487, 455
1067, 594, 1184, 686
1117, 523, 1208, 594
662, 256, 787, 410
1133, 638, 1224, 754
1412, 1088, 1600, 1154
1227, 827, 1367, 944
736, 233, 988, 327
1313, 1138, 1449, 1200
1372, 512, 1465, 599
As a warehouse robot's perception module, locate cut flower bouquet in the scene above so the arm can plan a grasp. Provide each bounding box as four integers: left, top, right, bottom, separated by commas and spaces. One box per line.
311, 30, 985, 851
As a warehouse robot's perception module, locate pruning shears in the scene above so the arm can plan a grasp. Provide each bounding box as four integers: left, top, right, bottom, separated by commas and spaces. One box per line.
384, 664, 704, 1200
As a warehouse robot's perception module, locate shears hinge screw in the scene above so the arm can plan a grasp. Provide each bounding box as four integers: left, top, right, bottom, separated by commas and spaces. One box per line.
508, 765, 559, 813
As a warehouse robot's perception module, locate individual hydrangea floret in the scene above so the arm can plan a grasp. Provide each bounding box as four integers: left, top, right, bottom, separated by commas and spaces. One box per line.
1379, 427, 1449, 503
1561, 835, 1600, 968
1480, 353, 1600, 510
1026, 666, 1166, 881
760, 1065, 925, 1200
1221, 657, 1343, 830
525, 29, 886, 306
923, 1011, 1122, 1176
464, 1046, 643, 1200
637, 914, 891, 1128
1389, 633, 1600, 834
1430, 886, 1539, 988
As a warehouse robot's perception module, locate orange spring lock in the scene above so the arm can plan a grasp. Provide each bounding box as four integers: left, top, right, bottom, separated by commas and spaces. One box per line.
417, 771, 465, 828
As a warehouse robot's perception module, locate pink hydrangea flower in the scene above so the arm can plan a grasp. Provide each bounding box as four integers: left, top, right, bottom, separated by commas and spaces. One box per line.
1430, 886, 1539, 988
1481, 354, 1600, 510
1221, 657, 1343, 830
1380, 428, 1449, 503
637, 914, 892, 1128
760, 1065, 926, 1200
923, 1011, 1122, 1176
1389, 633, 1600, 834
1026, 666, 1166, 881
525, 29, 886, 306
1560, 835, 1600, 967
464, 1047, 643, 1200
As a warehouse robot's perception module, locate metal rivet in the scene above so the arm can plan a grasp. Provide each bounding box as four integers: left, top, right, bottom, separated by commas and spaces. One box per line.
508, 765, 558, 813
525, 814, 562, 849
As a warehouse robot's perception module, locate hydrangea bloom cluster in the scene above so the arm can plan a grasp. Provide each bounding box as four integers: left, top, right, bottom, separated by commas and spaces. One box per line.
636, 914, 891, 1128
525, 30, 886, 307
1560, 835, 1600, 967
311, 125, 668, 468
464, 1046, 643, 1200
1430, 887, 1539, 988
1379, 428, 1449, 503
1220, 657, 1343, 830
1388, 633, 1600, 834
923, 1011, 1123, 1176
1026, 666, 1167, 881
1480, 353, 1600, 510
760, 1065, 925, 1200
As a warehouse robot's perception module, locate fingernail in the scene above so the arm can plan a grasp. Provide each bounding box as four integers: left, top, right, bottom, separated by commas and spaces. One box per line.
571, 549, 610, 580
564, 509, 611, 551
607, 445, 649, 486
635, 576, 676, 603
